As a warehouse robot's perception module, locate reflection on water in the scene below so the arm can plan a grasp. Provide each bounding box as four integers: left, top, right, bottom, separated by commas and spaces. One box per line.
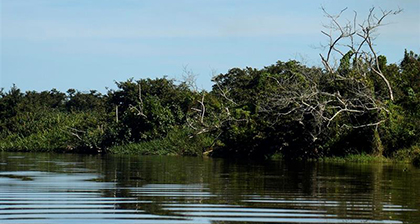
0, 152, 419, 223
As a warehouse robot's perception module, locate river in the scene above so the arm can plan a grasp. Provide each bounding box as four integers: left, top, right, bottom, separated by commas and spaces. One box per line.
0, 152, 419, 223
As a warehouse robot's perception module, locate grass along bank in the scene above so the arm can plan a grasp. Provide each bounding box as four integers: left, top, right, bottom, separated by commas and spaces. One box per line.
317, 146, 420, 167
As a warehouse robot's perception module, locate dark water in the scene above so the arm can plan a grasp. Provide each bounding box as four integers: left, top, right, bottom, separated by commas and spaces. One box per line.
0, 152, 419, 224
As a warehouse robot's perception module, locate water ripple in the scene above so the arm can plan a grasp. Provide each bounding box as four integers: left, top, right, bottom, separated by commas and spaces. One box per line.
0, 154, 418, 224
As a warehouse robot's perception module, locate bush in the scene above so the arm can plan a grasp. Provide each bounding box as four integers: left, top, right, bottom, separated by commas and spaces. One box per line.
108, 127, 213, 156
393, 145, 420, 167
0, 110, 109, 153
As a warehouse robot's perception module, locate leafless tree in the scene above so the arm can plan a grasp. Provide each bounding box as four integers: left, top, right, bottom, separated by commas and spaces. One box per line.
320, 7, 401, 101
260, 7, 400, 143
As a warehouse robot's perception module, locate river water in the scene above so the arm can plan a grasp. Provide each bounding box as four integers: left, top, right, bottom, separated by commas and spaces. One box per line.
0, 152, 419, 223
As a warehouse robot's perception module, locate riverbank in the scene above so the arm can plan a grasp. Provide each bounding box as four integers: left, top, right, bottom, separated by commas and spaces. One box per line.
1, 137, 420, 167
317, 147, 420, 167
2, 134, 419, 167
268, 146, 420, 167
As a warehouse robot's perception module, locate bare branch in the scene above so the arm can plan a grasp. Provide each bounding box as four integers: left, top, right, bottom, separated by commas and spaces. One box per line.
182, 65, 198, 92
319, 7, 400, 101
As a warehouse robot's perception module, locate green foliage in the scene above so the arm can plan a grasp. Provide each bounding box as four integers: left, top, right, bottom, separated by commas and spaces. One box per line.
319, 153, 390, 163
1, 50, 419, 160
379, 51, 420, 156
108, 127, 212, 156
209, 50, 420, 160
338, 50, 354, 76
393, 145, 420, 167
66, 89, 105, 112
0, 110, 108, 152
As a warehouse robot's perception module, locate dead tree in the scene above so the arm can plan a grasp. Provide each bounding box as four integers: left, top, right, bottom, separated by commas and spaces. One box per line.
320, 7, 401, 101
260, 7, 400, 143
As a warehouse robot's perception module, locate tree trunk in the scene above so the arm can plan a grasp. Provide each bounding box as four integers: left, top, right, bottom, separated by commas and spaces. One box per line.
372, 129, 384, 157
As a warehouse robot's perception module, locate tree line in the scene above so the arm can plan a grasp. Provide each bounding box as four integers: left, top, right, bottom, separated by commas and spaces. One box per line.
0, 50, 418, 160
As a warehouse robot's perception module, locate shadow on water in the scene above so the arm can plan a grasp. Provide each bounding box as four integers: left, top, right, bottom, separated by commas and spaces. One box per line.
0, 152, 419, 223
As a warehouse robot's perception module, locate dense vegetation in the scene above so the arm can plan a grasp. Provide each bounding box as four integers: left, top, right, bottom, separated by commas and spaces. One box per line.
1, 8, 419, 164
0, 50, 419, 164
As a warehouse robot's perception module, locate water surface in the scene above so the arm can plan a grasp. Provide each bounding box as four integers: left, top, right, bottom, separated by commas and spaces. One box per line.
0, 152, 419, 223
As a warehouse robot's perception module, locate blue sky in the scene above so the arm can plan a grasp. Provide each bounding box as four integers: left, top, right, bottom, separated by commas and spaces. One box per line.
1, 0, 419, 93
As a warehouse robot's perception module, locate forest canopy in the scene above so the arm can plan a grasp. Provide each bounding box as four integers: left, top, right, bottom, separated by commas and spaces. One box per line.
1, 50, 419, 162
